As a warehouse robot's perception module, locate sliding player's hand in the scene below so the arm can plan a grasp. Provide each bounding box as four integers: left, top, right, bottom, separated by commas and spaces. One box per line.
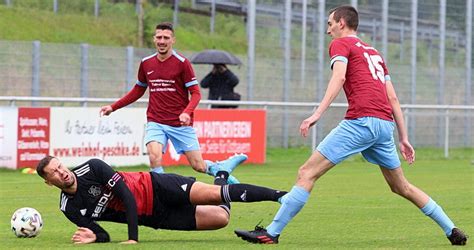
72, 227, 97, 244
100, 105, 113, 116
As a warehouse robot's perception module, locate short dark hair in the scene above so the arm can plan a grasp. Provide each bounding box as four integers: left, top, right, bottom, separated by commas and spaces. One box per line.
329, 5, 359, 31
36, 155, 55, 179
156, 22, 174, 33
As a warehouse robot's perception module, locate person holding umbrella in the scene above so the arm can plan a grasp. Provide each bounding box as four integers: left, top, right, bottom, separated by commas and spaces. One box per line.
200, 64, 240, 109
99, 22, 243, 183
191, 49, 242, 109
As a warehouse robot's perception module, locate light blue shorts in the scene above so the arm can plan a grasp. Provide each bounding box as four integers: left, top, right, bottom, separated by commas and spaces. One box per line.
316, 117, 401, 169
144, 122, 200, 154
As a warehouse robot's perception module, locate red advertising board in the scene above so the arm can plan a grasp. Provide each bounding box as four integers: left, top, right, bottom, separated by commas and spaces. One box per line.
162, 109, 266, 165
17, 107, 50, 168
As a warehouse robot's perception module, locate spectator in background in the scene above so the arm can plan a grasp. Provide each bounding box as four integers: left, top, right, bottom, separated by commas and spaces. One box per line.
200, 64, 241, 109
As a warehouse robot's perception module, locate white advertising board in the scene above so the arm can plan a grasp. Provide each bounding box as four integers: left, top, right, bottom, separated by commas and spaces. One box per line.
50, 107, 149, 167
0, 107, 18, 169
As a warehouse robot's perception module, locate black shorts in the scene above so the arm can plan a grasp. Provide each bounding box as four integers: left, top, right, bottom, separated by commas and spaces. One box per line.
148, 173, 197, 230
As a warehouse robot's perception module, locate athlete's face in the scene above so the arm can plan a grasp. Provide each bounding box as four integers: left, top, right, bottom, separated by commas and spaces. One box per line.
43, 158, 76, 190
153, 29, 175, 55
327, 12, 342, 39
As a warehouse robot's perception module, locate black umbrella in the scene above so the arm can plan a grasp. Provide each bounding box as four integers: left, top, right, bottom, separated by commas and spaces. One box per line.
190, 49, 242, 65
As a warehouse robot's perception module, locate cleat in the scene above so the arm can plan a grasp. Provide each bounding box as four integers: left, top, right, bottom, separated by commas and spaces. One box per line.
218, 153, 248, 175
447, 228, 468, 245
205, 160, 240, 184
235, 225, 279, 244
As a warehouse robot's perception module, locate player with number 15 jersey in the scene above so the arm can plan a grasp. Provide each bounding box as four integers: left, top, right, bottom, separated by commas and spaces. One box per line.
234, 6, 467, 246
329, 36, 393, 121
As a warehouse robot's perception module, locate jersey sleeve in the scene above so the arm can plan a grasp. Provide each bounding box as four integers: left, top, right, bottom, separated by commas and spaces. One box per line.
182, 59, 199, 88
183, 84, 201, 114
136, 61, 148, 88
60, 193, 111, 242
329, 39, 350, 70
88, 159, 139, 242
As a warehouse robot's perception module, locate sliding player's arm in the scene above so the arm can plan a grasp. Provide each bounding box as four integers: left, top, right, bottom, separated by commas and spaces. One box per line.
89, 159, 139, 243
61, 195, 110, 243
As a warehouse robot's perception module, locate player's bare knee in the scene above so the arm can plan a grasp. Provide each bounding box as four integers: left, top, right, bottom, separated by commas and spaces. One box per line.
189, 159, 206, 173
148, 153, 162, 166
297, 165, 316, 182
215, 209, 230, 228
390, 183, 411, 197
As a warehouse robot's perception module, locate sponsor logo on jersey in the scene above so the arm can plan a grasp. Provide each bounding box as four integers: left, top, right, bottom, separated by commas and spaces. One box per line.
91, 173, 120, 218
88, 185, 101, 197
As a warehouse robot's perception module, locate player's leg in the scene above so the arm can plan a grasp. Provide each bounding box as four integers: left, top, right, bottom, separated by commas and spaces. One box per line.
189, 180, 287, 205
364, 118, 467, 245
234, 151, 333, 244
195, 205, 230, 230
167, 125, 244, 183
152, 204, 230, 231
380, 167, 467, 245
194, 169, 231, 230
380, 167, 429, 206
144, 122, 168, 173
165, 125, 209, 173
203, 154, 248, 184
185, 150, 246, 184
147, 142, 165, 173
235, 118, 376, 244
183, 150, 207, 173
184, 151, 244, 184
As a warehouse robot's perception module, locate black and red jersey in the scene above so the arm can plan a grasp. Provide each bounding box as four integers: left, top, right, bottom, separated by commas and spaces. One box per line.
59, 159, 154, 242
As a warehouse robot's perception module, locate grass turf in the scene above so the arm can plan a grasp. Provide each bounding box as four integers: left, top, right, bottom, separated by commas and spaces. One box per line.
0, 148, 472, 249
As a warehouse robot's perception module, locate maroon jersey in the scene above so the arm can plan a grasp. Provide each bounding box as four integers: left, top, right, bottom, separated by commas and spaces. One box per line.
137, 50, 199, 126
109, 172, 154, 216
329, 36, 393, 121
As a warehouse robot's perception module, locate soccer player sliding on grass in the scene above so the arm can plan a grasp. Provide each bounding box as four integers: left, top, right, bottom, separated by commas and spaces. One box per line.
234, 5, 467, 246
36, 155, 286, 244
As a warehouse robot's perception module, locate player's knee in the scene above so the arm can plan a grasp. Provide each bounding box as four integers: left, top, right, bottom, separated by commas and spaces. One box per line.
148, 152, 162, 166
297, 164, 314, 182
214, 210, 230, 228
189, 159, 206, 173
389, 182, 411, 197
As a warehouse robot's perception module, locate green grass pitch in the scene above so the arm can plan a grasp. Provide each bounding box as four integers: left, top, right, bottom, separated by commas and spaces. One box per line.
1, 148, 472, 249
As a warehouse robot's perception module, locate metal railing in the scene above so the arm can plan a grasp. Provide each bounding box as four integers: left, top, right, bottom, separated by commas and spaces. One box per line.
1, 96, 473, 157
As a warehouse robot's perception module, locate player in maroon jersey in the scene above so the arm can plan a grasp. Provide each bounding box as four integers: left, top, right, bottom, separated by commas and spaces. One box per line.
99, 22, 242, 183
235, 5, 467, 245
36, 156, 287, 244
